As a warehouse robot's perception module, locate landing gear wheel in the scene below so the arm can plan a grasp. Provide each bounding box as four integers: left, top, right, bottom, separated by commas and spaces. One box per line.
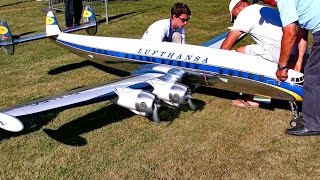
290, 119, 298, 127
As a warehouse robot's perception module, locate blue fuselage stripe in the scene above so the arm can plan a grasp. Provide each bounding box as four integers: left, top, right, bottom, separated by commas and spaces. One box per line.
57, 40, 303, 98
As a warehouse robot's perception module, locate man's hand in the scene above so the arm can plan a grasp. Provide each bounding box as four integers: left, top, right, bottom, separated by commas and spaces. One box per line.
276, 68, 288, 84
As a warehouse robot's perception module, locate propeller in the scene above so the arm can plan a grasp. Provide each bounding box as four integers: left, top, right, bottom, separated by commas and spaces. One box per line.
187, 98, 197, 111
152, 100, 161, 123
186, 93, 197, 111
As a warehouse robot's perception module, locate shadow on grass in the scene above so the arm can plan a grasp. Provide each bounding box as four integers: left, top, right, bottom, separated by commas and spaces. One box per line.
12, 31, 36, 39
195, 86, 299, 112
43, 104, 133, 146
0, 0, 33, 8
158, 99, 206, 126
48, 60, 130, 77
42, 100, 205, 146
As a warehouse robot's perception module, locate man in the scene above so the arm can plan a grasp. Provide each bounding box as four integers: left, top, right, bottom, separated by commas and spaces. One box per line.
221, 0, 306, 107
64, 0, 83, 28
142, 2, 191, 44
259, 0, 320, 136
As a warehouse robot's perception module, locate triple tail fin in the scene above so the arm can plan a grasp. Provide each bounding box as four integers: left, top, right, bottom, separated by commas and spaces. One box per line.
1, 5, 97, 55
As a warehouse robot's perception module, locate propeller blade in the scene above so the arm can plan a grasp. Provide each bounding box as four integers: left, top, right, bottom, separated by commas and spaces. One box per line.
188, 98, 197, 111
152, 103, 160, 123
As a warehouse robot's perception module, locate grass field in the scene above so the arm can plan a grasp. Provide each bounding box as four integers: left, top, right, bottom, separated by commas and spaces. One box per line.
1, 0, 320, 179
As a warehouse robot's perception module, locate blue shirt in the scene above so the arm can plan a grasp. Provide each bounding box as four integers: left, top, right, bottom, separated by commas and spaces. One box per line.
276, 0, 320, 33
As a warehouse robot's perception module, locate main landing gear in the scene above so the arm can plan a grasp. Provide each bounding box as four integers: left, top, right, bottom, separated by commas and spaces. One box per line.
289, 100, 300, 127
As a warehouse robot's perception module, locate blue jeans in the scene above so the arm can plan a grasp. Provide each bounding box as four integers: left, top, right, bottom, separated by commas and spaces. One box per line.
302, 31, 320, 131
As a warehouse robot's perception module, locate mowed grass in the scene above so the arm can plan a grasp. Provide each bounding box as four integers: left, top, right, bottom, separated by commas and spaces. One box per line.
1, 0, 320, 179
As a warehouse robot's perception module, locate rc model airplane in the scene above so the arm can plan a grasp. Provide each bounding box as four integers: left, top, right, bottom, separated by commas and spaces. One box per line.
0, 6, 304, 133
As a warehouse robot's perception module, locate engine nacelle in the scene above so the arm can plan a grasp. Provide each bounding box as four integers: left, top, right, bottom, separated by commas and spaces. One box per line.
147, 78, 191, 107
113, 87, 158, 116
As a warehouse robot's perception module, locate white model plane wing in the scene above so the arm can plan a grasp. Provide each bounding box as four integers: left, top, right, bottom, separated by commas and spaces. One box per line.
1, 73, 161, 117
201, 32, 246, 48
1, 66, 196, 132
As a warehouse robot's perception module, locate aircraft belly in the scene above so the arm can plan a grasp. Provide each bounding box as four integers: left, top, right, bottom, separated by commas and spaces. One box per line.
206, 75, 294, 100
184, 72, 295, 101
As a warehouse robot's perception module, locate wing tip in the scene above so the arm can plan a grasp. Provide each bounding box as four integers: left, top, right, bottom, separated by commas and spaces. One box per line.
0, 113, 24, 132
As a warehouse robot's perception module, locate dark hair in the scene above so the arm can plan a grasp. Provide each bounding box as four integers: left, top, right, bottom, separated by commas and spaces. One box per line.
171, 3, 191, 17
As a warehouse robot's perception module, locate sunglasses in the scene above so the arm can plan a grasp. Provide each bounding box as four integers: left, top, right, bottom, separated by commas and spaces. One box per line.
252, 0, 264, 3
178, 17, 190, 23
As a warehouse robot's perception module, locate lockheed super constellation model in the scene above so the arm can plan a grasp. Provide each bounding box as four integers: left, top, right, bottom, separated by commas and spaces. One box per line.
0, 6, 304, 132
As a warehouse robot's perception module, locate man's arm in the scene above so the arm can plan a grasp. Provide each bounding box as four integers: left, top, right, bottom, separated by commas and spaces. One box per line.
220, 30, 244, 50
276, 22, 297, 82
141, 21, 166, 42
293, 27, 308, 72
279, 23, 297, 67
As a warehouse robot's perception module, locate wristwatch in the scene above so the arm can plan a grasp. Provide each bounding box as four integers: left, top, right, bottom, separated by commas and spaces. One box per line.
277, 64, 288, 70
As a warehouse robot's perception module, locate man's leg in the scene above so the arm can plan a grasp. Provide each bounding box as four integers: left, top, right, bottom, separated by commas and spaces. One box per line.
244, 44, 280, 63
172, 32, 182, 43
285, 31, 320, 136
64, 0, 73, 27
301, 32, 320, 131
73, 0, 83, 26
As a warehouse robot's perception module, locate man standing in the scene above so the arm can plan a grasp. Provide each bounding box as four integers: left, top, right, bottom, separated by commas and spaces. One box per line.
142, 2, 191, 44
221, 0, 305, 107
64, 0, 83, 28
260, 0, 320, 136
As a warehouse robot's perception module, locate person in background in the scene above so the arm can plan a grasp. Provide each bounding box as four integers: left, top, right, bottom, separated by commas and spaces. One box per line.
142, 2, 191, 44
64, 0, 83, 28
259, 0, 320, 136
221, 0, 306, 107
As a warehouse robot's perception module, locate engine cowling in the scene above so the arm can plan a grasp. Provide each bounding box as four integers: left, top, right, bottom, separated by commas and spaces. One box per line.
147, 78, 191, 107
113, 87, 159, 116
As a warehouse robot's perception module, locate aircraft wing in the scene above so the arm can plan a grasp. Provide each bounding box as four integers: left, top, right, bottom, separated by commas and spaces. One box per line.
1, 73, 162, 118
201, 31, 246, 48
1, 65, 196, 133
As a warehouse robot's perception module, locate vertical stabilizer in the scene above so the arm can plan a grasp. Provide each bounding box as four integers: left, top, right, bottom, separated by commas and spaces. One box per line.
0, 20, 14, 55
46, 11, 61, 36
82, 5, 97, 35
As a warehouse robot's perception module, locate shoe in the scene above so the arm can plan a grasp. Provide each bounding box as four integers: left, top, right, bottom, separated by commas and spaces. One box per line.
285, 124, 320, 136
74, 23, 81, 27
65, 26, 74, 31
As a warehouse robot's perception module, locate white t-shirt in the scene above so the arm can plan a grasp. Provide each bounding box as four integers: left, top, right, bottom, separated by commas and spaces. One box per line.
229, 4, 283, 46
142, 19, 186, 44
